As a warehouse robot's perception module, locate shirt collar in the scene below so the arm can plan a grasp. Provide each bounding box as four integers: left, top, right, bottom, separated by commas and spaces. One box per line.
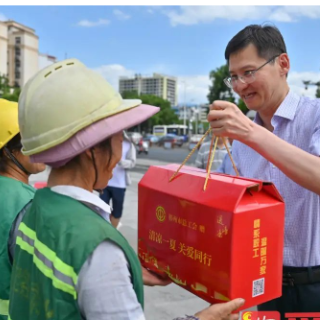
50, 185, 111, 221
273, 90, 300, 121
253, 90, 300, 125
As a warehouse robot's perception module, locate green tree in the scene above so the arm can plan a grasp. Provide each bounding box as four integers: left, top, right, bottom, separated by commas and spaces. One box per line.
238, 99, 249, 114
208, 64, 235, 103
0, 74, 21, 102
121, 91, 179, 133
207, 64, 249, 115
0, 74, 9, 92
302, 80, 320, 99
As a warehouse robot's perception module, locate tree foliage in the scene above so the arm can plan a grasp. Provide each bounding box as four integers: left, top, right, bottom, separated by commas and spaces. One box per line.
0, 74, 21, 102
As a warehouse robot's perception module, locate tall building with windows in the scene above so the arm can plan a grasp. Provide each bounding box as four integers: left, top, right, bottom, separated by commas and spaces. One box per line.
0, 20, 56, 88
119, 73, 178, 106
0, 20, 39, 87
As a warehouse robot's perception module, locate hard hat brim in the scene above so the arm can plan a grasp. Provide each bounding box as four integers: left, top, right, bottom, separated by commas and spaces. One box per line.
29, 103, 160, 167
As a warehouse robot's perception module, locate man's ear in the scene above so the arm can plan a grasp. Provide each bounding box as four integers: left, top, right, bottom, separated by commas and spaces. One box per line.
278, 53, 290, 77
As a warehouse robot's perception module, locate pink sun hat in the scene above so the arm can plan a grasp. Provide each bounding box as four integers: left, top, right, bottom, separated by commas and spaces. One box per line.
17, 58, 160, 167
30, 103, 159, 167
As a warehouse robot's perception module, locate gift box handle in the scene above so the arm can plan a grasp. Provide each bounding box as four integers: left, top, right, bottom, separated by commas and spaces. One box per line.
169, 128, 239, 190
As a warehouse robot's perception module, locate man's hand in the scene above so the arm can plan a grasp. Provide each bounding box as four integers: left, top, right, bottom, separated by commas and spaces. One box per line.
194, 298, 245, 320
142, 267, 171, 286
208, 100, 255, 143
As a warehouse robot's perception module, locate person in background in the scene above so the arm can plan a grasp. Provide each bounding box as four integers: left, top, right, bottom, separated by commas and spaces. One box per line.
195, 133, 230, 171
216, 138, 235, 175
100, 130, 136, 228
0, 99, 45, 320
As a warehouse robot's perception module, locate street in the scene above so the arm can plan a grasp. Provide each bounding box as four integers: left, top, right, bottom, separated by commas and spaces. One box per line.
133, 145, 199, 174
137, 145, 198, 165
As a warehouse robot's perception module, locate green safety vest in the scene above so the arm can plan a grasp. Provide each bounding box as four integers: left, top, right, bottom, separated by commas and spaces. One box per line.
8, 188, 144, 320
0, 175, 35, 320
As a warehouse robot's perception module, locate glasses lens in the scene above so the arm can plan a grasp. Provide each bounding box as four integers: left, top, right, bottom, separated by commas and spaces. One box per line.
224, 78, 232, 88
244, 73, 255, 84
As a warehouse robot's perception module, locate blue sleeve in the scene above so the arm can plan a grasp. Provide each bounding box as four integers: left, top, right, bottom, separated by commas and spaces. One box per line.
216, 153, 237, 175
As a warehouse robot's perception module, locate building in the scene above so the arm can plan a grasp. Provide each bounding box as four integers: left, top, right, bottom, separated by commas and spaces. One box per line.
119, 73, 178, 106
0, 20, 56, 88
0, 20, 39, 87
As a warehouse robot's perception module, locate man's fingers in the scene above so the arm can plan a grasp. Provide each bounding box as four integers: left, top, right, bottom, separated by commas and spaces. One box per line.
229, 313, 240, 320
209, 119, 226, 130
219, 298, 245, 314
209, 100, 235, 111
208, 109, 229, 122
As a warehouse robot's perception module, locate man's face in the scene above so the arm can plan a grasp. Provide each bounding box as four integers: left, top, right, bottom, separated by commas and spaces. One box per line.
228, 44, 284, 112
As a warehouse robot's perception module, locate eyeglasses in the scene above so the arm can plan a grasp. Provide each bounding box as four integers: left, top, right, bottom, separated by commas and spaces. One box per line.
224, 55, 280, 89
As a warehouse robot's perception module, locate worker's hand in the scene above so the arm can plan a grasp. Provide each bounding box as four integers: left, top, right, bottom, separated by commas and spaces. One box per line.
142, 267, 171, 286
194, 298, 245, 320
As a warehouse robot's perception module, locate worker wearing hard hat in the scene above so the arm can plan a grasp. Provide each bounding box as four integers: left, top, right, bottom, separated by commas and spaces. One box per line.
8, 59, 244, 320
0, 99, 45, 320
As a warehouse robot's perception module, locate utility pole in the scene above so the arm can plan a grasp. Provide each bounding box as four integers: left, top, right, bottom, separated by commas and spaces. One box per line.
181, 81, 186, 135
195, 104, 199, 135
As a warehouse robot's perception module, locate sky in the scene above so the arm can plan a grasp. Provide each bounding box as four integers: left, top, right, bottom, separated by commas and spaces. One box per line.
1, 5, 320, 105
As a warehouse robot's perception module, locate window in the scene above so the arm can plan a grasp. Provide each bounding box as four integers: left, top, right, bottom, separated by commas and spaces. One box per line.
15, 72, 20, 79
15, 48, 21, 56
15, 37, 21, 44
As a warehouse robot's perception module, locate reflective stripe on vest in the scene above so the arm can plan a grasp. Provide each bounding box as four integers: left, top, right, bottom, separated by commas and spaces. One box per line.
16, 222, 78, 299
0, 298, 9, 316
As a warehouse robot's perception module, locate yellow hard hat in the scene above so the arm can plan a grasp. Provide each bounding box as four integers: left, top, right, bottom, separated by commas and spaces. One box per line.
0, 99, 19, 150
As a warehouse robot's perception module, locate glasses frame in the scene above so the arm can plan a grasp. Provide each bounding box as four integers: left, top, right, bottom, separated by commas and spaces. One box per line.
224, 54, 280, 89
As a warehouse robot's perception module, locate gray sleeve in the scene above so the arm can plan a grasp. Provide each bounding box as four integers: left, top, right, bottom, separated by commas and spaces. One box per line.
8, 201, 32, 260
195, 148, 204, 169
77, 240, 145, 320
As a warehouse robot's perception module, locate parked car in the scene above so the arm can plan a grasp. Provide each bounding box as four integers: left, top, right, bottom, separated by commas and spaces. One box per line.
189, 134, 204, 150
143, 134, 160, 145
157, 134, 184, 148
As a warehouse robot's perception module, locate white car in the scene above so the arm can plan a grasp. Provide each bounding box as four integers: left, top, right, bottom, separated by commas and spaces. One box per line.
189, 134, 203, 150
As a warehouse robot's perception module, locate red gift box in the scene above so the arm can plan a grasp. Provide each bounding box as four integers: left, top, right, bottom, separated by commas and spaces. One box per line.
138, 164, 285, 310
